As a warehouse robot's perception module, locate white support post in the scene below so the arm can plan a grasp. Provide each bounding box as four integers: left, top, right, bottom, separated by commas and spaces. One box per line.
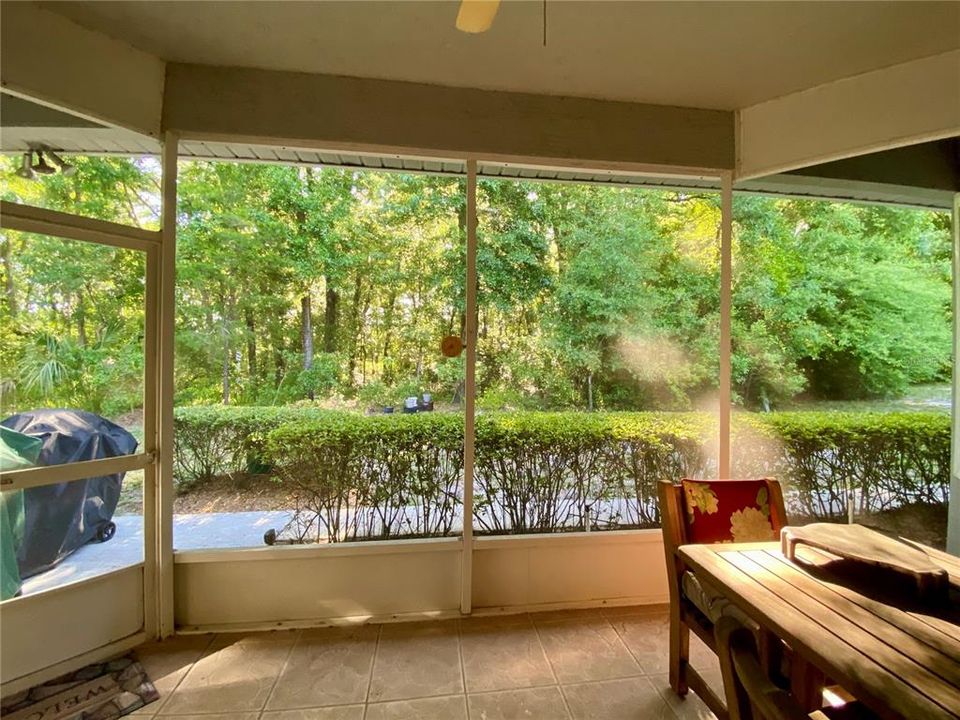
461, 159, 478, 613
719, 173, 733, 479
948, 193, 960, 556
143, 243, 159, 638
158, 131, 179, 635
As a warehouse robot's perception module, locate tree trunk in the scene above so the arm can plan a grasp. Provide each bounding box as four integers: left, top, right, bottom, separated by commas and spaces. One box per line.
347, 275, 362, 383
301, 293, 314, 400
301, 294, 314, 370
222, 291, 233, 405
446, 308, 456, 336
76, 290, 88, 347
245, 306, 257, 384
360, 291, 371, 384
222, 340, 231, 405
457, 186, 468, 339
323, 281, 339, 353
273, 344, 285, 388
452, 379, 465, 407
381, 290, 398, 385
587, 371, 594, 412
1, 236, 17, 318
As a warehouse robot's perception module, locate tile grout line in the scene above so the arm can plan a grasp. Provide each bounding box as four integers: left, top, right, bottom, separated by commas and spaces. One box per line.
360, 623, 383, 720
260, 628, 304, 717
160, 701, 368, 717
148, 633, 218, 717
456, 620, 470, 720
610, 609, 676, 678
156, 673, 676, 719
584, 609, 694, 720
530, 615, 574, 720
350, 681, 632, 710
657, 682, 694, 720
601, 609, 647, 677
154, 609, 670, 720
145, 634, 216, 717
466, 680, 564, 696
365, 692, 471, 718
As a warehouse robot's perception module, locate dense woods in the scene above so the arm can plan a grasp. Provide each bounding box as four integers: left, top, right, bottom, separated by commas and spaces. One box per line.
0, 156, 951, 417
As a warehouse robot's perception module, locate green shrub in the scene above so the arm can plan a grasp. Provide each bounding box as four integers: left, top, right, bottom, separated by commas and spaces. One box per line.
173, 405, 334, 484
265, 413, 464, 541
390, 380, 424, 406
476, 386, 535, 411
474, 412, 714, 532
294, 353, 341, 399
732, 411, 950, 520
434, 357, 466, 401
354, 380, 427, 409
259, 410, 717, 537
175, 406, 949, 538
355, 381, 391, 408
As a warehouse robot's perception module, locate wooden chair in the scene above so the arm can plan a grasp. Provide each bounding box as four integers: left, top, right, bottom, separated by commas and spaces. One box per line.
715, 615, 874, 720
658, 478, 789, 720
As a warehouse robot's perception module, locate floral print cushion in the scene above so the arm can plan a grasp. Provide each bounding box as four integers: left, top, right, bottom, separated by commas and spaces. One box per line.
680, 478, 782, 544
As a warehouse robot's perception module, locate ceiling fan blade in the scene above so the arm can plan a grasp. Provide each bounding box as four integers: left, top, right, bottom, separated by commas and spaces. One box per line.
456, 0, 501, 33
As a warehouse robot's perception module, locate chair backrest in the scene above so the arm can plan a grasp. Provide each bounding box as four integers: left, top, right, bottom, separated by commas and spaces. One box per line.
659, 478, 788, 617
715, 615, 811, 720
659, 478, 788, 550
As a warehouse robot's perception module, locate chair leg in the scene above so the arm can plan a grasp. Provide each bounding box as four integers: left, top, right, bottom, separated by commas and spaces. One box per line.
669, 610, 690, 696
790, 656, 826, 713
758, 628, 783, 684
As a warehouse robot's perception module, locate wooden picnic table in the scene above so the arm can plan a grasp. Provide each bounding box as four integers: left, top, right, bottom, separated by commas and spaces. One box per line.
679, 540, 960, 720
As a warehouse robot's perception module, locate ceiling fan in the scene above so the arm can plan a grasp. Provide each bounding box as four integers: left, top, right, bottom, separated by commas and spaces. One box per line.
456, 0, 501, 33
456, 0, 548, 45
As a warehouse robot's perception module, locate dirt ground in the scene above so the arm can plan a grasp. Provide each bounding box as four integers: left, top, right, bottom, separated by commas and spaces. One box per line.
172, 473, 295, 513
858, 502, 947, 550
116, 471, 294, 514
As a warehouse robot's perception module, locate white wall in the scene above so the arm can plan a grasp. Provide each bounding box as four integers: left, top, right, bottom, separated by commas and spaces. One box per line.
174, 539, 462, 630
473, 531, 668, 611
171, 532, 668, 632
0, 566, 144, 691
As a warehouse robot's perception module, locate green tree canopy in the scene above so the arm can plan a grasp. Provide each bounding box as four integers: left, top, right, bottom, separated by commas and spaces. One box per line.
1, 155, 951, 417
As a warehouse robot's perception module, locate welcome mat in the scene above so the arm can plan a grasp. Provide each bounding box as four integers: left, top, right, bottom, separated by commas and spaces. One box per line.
1, 655, 158, 720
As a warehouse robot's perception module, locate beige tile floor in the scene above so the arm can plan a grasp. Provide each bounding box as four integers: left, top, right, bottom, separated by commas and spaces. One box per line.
133, 606, 721, 720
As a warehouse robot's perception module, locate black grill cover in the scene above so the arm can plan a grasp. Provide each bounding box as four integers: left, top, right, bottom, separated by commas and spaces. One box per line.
1, 409, 138, 578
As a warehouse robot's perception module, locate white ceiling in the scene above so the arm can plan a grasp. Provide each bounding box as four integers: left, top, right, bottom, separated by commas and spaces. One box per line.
39, 0, 960, 111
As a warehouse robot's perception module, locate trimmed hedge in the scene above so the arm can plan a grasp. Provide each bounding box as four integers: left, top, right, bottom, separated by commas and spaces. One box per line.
266, 413, 463, 541
732, 412, 950, 520
173, 406, 950, 540
173, 405, 336, 484
473, 412, 713, 533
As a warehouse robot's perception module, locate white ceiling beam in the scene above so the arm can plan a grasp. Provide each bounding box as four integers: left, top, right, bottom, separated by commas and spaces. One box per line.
161, 64, 734, 174
0, 2, 165, 138
737, 50, 960, 180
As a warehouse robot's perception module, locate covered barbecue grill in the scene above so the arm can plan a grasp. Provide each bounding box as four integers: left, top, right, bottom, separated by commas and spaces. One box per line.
0, 409, 138, 579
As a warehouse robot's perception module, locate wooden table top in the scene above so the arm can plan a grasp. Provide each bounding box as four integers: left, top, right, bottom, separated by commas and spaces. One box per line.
679, 540, 960, 720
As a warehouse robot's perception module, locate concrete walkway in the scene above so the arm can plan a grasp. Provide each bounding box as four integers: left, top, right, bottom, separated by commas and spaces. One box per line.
20, 510, 293, 596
